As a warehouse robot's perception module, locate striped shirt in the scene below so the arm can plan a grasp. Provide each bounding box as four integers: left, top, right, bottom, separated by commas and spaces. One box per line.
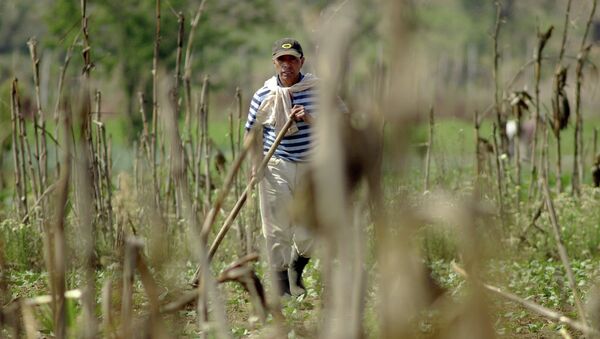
245, 73, 317, 162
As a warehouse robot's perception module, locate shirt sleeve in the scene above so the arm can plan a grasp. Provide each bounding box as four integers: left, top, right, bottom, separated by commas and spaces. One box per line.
245, 89, 264, 131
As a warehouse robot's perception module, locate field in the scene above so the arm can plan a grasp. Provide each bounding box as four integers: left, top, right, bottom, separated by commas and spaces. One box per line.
2, 0, 600, 338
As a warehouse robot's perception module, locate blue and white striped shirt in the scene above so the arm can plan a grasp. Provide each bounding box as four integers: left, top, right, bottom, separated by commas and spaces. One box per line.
245, 74, 317, 162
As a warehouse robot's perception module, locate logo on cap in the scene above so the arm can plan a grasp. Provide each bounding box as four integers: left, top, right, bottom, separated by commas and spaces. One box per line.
282, 43, 292, 49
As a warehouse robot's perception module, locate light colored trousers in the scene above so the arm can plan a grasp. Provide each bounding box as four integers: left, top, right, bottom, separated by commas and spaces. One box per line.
259, 156, 314, 271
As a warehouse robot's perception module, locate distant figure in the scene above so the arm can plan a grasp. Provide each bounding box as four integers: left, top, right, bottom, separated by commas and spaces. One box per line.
506, 119, 536, 161
593, 154, 600, 188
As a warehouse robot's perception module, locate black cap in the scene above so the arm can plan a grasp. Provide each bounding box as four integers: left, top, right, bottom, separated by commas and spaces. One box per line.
272, 38, 303, 59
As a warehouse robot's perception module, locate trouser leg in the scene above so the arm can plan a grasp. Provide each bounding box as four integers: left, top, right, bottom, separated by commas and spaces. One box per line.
259, 158, 295, 295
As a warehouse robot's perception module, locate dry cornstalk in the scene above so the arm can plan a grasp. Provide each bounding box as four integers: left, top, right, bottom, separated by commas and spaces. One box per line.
572, 0, 597, 196
15, 78, 40, 219
155, 70, 229, 336
202, 77, 212, 210
492, 123, 505, 226
528, 25, 553, 202
121, 237, 142, 338
151, 0, 162, 212
492, 1, 507, 155
452, 263, 596, 336
53, 34, 78, 179
50, 106, 72, 339
593, 127, 598, 160
27, 38, 47, 195
10, 78, 27, 220
182, 0, 208, 134
552, 0, 572, 194
101, 280, 113, 336
188, 131, 256, 284
542, 176, 587, 326
424, 106, 433, 192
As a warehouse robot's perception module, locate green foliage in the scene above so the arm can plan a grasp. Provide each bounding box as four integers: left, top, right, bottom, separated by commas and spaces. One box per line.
1, 217, 43, 269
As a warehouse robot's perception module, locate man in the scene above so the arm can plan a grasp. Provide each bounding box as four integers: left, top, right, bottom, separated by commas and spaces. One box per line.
245, 38, 317, 296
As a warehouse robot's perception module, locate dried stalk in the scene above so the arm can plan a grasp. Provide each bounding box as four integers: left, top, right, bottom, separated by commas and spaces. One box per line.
15, 79, 39, 223
552, 0, 572, 193
10, 79, 27, 220
452, 263, 596, 335
50, 107, 72, 339
424, 106, 433, 192
151, 0, 162, 212
315, 4, 367, 338
121, 237, 142, 338
182, 0, 208, 133
202, 77, 212, 209
174, 12, 184, 106
27, 38, 47, 195
528, 25, 553, 202
53, 34, 78, 179
75, 87, 98, 339
139, 92, 152, 162
189, 131, 256, 283
593, 127, 598, 160
492, 1, 507, 155
542, 177, 587, 326
162, 81, 230, 339
101, 280, 113, 336
572, 0, 597, 196
492, 123, 505, 226
194, 76, 209, 210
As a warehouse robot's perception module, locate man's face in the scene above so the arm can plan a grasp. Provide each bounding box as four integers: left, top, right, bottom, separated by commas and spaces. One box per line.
273, 54, 304, 86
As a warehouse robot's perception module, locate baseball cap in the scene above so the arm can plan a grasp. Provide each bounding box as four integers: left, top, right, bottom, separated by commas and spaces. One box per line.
272, 38, 303, 59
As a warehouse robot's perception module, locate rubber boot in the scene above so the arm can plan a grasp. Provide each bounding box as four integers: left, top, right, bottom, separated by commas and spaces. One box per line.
288, 255, 310, 296
276, 270, 291, 296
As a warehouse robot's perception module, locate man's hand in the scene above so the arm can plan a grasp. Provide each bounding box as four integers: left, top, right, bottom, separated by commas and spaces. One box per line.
291, 105, 313, 124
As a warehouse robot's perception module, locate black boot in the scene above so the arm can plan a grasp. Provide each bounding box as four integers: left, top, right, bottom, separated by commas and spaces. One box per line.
289, 255, 310, 295
276, 270, 291, 296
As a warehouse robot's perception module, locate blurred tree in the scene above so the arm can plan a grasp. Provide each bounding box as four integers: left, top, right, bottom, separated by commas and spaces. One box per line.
45, 0, 283, 137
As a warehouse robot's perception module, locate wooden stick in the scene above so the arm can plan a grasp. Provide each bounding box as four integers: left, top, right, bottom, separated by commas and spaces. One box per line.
207, 117, 295, 261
